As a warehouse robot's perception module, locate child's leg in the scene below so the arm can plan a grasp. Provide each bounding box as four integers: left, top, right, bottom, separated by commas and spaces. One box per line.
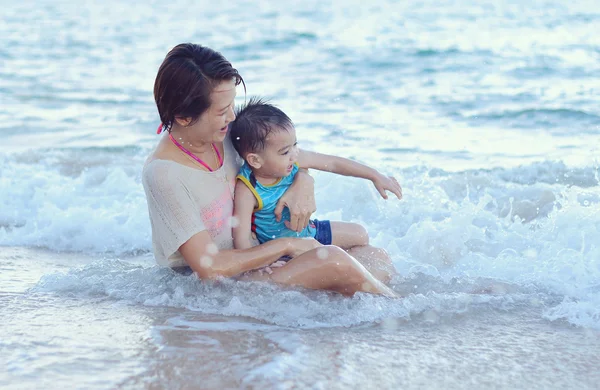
328, 221, 369, 249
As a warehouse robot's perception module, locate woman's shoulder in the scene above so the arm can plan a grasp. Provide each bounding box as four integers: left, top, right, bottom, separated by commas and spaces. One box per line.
142, 158, 190, 189
144, 158, 179, 177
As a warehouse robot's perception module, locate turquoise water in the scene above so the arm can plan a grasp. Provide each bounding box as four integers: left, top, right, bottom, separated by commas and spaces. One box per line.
1, 0, 600, 388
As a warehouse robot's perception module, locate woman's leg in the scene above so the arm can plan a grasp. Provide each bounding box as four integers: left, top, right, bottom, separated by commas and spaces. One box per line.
346, 245, 397, 284
328, 221, 397, 284
240, 245, 397, 297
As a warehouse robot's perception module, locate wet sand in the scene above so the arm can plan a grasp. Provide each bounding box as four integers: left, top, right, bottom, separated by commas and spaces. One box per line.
2, 247, 600, 389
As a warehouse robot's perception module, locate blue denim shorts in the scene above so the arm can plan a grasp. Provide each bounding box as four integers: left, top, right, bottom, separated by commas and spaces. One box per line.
312, 219, 332, 245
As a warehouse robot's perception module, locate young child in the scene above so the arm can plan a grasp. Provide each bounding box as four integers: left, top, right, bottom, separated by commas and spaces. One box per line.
229, 98, 403, 253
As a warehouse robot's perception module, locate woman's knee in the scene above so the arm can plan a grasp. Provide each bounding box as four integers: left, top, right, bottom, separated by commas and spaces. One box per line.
317, 245, 354, 265
319, 246, 366, 278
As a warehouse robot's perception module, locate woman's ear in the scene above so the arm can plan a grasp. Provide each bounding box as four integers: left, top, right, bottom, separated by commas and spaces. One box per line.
246, 153, 262, 169
174, 117, 192, 127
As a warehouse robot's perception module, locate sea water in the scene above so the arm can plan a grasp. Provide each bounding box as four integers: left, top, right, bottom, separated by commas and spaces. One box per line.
1, 0, 599, 388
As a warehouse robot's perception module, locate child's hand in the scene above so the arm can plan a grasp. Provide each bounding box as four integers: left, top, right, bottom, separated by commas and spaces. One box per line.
372, 173, 403, 200
275, 169, 316, 232
270, 260, 288, 268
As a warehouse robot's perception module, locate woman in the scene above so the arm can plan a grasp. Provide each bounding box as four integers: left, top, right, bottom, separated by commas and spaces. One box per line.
143, 43, 397, 296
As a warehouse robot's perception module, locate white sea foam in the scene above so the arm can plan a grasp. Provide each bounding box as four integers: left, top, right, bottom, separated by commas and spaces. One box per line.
5, 151, 599, 328
31, 258, 533, 329
0, 152, 150, 253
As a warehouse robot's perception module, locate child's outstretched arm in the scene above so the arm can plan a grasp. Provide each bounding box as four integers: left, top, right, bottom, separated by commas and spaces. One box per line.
296, 149, 403, 200
232, 180, 258, 250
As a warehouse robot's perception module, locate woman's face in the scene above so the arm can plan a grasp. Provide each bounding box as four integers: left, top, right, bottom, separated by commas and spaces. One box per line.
180, 79, 237, 144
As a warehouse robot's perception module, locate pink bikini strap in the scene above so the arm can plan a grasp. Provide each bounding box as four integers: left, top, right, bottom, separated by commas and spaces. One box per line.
213, 143, 223, 166
169, 134, 216, 172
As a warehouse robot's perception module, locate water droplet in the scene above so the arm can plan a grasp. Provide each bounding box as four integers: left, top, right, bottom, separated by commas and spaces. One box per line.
316, 248, 329, 259
200, 256, 213, 267
206, 243, 218, 255
229, 216, 240, 228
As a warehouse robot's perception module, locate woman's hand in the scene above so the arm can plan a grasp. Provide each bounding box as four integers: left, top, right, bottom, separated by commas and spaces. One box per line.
372, 172, 403, 200
286, 237, 323, 258
274, 169, 316, 232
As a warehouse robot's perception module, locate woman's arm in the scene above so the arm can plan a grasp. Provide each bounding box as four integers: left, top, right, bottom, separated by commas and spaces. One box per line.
180, 231, 287, 279
296, 149, 403, 200
179, 231, 322, 280
273, 168, 316, 232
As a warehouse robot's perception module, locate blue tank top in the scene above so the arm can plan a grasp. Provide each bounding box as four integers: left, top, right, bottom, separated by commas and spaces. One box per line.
236, 163, 317, 244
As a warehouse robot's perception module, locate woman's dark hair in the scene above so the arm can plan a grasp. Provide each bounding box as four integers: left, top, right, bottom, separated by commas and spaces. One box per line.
154, 43, 244, 132
230, 97, 294, 158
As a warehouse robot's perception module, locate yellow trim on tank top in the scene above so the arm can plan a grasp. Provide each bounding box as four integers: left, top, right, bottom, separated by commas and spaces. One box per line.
236, 175, 264, 212
262, 177, 283, 187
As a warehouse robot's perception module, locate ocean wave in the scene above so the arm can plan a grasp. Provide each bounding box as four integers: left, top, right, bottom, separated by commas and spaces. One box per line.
473, 108, 598, 121
413, 48, 461, 57
30, 259, 536, 329
544, 296, 600, 330
1, 155, 598, 256
224, 32, 318, 62
4, 151, 600, 330
428, 160, 599, 188
466, 108, 600, 131
0, 152, 150, 254
29, 257, 597, 330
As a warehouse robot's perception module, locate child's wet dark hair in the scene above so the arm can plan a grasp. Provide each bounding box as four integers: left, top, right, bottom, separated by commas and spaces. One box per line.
154, 43, 244, 132
229, 97, 294, 157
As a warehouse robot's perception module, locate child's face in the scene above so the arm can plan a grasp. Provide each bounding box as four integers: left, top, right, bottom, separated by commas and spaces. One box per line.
256, 126, 298, 178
